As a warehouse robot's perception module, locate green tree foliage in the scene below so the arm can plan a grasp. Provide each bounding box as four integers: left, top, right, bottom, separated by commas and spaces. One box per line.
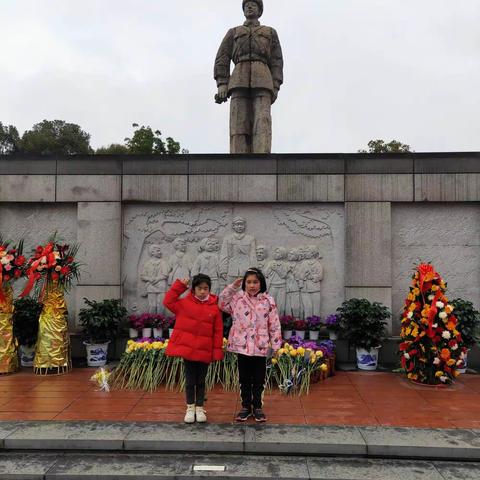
95, 143, 129, 154
124, 123, 181, 154
359, 139, 412, 153
0, 122, 21, 154
21, 119, 92, 155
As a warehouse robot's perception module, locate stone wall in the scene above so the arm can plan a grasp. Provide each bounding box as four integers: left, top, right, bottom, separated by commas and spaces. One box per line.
1, 153, 480, 363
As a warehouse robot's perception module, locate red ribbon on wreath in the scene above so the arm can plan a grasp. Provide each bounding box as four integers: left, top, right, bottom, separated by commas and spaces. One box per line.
20, 243, 56, 298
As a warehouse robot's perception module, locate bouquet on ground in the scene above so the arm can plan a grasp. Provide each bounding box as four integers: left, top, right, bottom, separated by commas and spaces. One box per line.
270, 340, 328, 395
400, 263, 466, 385
112, 338, 172, 392
21, 239, 81, 298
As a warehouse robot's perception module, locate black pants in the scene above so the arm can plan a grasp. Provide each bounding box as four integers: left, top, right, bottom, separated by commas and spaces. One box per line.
237, 354, 267, 410
184, 360, 208, 406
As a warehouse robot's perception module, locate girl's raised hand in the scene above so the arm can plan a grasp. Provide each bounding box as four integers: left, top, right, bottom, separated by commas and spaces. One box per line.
232, 278, 243, 289
180, 278, 190, 287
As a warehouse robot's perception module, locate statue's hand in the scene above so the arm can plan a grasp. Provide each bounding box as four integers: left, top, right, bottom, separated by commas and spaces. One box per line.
215, 85, 228, 104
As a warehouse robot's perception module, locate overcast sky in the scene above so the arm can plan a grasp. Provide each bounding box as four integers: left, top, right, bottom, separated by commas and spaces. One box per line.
0, 0, 479, 153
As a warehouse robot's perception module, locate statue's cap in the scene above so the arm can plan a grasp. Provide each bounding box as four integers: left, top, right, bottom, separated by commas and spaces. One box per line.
243, 0, 263, 16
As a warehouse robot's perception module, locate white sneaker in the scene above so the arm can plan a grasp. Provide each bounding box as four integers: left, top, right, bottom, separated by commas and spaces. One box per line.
195, 406, 207, 423
184, 404, 196, 423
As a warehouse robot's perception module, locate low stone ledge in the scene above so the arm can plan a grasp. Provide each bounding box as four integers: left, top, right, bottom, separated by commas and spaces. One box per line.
360, 426, 480, 460
0, 422, 22, 449
244, 425, 367, 456
3, 421, 133, 451
0, 452, 58, 480
124, 423, 244, 452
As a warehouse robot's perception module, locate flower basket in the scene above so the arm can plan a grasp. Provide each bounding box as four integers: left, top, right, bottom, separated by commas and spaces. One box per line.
0, 238, 26, 374
399, 263, 467, 385
33, 284, 72, 375
0, 285, 18, 374
20, 239, 81, 375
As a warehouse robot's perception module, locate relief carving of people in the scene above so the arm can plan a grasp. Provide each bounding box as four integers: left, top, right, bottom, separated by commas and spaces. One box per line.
264, 246, 289, 314
191, 238, 221, 294
140, 244, 170, 314
285, 248, 302, 318
168, 238, 193, 286
219, 216, 257, 284
298, 245, 324, 318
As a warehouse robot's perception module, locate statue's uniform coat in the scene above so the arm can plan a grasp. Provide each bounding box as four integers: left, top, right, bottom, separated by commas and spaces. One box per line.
214, 21, 283, 153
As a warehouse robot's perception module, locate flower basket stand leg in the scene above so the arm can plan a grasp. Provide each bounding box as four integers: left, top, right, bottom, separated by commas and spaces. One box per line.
0, 286, 19, 375
34, 287, 72, 376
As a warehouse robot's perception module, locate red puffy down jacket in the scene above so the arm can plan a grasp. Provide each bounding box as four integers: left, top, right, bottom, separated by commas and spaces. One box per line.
164, 280, 224, 364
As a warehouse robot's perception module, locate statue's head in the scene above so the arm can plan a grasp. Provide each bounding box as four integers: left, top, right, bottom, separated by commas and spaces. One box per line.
287, 248, 299, 261
243, 0, 263, 19
308, 245, 322, 259
148, 244, 163, 258
256, 245, 267, 261
173, 238, 187, 253
273, 246, 287, 260
206, 238, 220, 252
232, 216, 246, 233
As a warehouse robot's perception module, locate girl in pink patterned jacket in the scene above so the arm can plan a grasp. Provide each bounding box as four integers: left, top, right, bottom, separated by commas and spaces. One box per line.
219, 267, 282, 422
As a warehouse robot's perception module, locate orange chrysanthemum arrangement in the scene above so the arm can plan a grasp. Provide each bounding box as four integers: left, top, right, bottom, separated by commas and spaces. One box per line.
400, 263, 466, 385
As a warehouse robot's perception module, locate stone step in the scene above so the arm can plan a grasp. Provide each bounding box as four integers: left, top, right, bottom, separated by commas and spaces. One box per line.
2, 422, 480, 462
1, 452, 480, 479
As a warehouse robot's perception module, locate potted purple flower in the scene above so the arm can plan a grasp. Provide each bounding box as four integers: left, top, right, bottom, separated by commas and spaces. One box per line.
294, 319, 308, 340
280, 315, 295, 340
307, 315, 322, 341
324, 314, 341, 340
140, 313, 154, 338
151, 314, 165, 338
128, 314, 143, 338
166, 316, 176, 338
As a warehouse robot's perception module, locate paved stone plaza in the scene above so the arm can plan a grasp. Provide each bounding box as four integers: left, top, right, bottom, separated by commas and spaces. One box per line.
1, 369, 480, 428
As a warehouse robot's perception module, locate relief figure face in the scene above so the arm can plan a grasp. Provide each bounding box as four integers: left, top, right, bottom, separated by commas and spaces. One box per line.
273, 247, 286, 261
206, 239, 220, 252
256, 247, 266, 261
232, 220, 246, 234
287, 250, 298, 262
173, 239, 187, 253
149, 245, 163, 258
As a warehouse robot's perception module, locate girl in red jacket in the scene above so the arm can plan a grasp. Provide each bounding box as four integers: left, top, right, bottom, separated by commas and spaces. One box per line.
163, 274, 224, 423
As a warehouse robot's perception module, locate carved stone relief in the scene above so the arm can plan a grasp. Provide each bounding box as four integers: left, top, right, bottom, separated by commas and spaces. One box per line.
123, 204, 344, 317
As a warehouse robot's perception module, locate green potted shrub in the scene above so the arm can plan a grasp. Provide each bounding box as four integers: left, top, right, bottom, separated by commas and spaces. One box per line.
12, 298, 42, 367
337, 298, 390, 371
451, 298, 480, 373
78, 298, 127, 367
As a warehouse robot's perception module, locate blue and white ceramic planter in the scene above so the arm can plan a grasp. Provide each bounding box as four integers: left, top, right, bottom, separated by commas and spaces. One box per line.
84, 342, 110, 367
19, 344, 35, 367
356, 347, 380, 371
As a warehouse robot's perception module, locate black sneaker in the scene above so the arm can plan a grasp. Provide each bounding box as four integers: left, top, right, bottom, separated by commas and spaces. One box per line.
235, 407, 251, 422
253, 408, 266, 423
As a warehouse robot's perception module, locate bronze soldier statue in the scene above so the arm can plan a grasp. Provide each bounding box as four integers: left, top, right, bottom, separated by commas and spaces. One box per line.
214, 0, 283, 154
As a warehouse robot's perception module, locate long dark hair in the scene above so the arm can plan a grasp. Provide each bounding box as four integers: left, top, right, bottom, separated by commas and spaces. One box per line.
241, 267, 267, 293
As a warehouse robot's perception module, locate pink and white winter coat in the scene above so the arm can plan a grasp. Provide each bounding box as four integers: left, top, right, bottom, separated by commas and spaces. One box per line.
219, 284, 282, 357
